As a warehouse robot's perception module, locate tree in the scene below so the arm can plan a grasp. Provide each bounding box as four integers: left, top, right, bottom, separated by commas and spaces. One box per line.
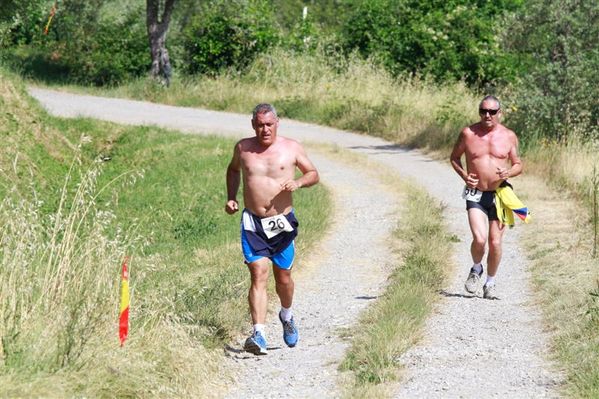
147, 0, 176, 86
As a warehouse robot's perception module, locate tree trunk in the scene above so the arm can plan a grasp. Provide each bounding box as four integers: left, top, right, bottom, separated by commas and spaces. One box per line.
146, 0, 176, 86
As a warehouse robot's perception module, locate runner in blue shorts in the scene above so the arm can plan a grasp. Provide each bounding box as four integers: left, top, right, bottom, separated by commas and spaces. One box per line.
225, 103, 320, 355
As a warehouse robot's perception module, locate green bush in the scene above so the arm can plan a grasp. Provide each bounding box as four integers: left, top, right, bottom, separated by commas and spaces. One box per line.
3, 1, 149, 86
0, 0, 50, 48
49, 2, 148, 85
181, 0, 279, 75
500, 0, 599, 145
342, 0, 523, 85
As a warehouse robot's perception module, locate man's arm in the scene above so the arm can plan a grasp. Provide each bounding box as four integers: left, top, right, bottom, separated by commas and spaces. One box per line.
506, 132, 523, 178
450, 129, 479, 189
281, 142, 319, 192
225, 142, 242, 214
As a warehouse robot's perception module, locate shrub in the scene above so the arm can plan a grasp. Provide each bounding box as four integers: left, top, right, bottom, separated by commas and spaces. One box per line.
181, 0, 279, 75
342, 0, 523, 86
48, 2, 149, 85
499, 0, 599, 146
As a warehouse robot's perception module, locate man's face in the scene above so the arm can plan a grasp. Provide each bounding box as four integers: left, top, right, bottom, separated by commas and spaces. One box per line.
478, 100, 501, 128
252, 111, 279, 146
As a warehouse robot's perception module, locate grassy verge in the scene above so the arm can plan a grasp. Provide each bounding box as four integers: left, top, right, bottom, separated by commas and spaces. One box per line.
0, 71, 332, 397
518, 174, 599, 398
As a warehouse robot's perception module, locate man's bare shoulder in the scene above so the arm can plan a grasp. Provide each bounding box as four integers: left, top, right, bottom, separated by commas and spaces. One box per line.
465, 122, 484, 135
459, 124, 476, 138
500, 124, 517, 136
237, 137, 257, 150
276, 136, 304, 150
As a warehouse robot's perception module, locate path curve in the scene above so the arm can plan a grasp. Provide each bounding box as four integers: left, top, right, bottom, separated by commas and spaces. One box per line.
30, 87, 561, 398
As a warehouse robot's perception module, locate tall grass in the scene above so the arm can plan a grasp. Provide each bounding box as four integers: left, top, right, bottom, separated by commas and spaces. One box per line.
0, 157, 143, 372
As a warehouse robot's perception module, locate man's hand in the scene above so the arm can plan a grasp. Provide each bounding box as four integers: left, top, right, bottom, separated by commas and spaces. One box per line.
466, 173, 479, 189
225, 200, 239, 214
496, 167, 509, 180
281, 179, 301, 192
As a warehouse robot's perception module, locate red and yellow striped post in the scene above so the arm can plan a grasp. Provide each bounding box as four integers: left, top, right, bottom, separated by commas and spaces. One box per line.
119, 257, 130, 347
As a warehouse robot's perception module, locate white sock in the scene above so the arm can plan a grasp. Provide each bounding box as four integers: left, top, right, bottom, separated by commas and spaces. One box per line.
485, 276, 496, 287
280, 306, 292, 322
253, 324, 265, 335
472, 263, 483, 274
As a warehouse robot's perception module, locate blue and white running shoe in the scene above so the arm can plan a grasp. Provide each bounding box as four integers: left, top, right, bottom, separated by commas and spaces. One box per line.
279, 312, 299, 348
243, 331, 268, 355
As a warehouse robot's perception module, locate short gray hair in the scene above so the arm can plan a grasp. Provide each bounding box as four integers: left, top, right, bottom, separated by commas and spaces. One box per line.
480, 95, 501, 110
252, 103, 278, 120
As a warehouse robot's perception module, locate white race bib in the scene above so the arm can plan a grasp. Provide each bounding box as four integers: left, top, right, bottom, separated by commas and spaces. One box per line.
462, 186, 483, 202
260, 214, 294, 239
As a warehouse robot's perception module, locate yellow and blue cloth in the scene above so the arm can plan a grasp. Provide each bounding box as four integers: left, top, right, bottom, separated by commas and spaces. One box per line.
495, 184, 531, 227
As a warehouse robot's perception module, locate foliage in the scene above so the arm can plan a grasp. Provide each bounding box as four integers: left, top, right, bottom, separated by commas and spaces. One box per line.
0, 0, 52, 48
181, 0, 279, 75
271, 0, 346, 35
341, 0, 523, 85
1, 1, 149, 85
499, 0, 599, 145
45, 1, 148, 85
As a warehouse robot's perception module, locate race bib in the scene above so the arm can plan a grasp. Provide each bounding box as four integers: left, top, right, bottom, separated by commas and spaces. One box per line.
260, 214, 294, 239
462, 186, 483, 202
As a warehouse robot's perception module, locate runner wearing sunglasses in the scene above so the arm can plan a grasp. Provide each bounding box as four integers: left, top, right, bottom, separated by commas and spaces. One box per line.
449, 96, 523, 299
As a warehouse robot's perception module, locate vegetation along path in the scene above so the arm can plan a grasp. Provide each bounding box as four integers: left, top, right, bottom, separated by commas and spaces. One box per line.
30, 87, 562, 397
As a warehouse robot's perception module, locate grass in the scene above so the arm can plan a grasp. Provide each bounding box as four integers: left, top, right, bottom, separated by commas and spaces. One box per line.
0, 69, 332, 397
50, 48, 478, 151
517, 174, 599, 398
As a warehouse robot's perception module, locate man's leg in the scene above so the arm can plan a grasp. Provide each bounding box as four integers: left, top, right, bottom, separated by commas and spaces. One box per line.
467, 208, 489, 264
482, 220, 505, 300
273, 266, 294, 309
273, 265, 299, 347
247, 257, 270, 325
464, 208, 488, 293
486, 220, 506, 278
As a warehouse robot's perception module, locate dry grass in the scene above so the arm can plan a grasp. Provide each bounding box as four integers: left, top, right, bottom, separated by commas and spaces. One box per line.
518, 173, 599, 397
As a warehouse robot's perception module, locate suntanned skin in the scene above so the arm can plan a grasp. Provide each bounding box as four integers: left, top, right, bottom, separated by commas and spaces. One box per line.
450, 98, 522, 280
225, 110, 319, 326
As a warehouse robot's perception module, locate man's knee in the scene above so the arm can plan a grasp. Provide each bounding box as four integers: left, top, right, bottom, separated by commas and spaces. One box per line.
274, 268, 293, 286
488, 236, 503, 251
471, 233, 487, 247
248, 261, 269, 284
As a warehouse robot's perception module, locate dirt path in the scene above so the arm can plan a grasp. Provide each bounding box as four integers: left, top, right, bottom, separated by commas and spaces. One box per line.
30, 87, 562, 398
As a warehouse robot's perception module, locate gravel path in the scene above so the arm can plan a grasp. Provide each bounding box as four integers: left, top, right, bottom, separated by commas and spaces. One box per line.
30, 87, 562, 398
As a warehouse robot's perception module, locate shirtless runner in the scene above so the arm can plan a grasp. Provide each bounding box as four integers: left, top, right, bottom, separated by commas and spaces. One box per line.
450, 95, 523, 299
225, 103, 319, 355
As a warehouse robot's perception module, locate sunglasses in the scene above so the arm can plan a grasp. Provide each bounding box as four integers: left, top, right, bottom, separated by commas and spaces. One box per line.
479, 108, 500, 116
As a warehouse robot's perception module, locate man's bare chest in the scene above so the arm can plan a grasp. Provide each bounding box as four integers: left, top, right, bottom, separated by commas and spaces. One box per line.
466, 135, 511, 160
241, 152, 295, 177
